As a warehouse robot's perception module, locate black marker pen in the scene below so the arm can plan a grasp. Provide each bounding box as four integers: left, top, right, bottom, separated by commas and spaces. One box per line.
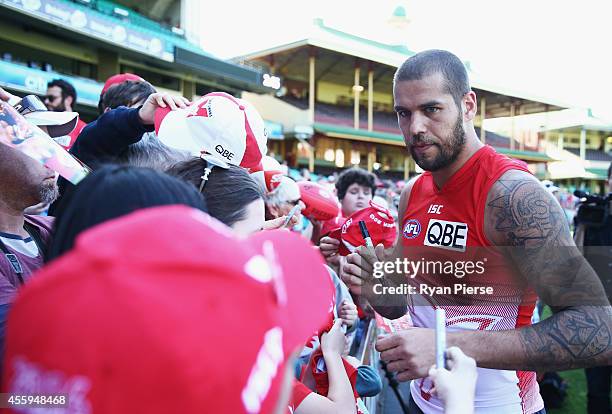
358, 220, 374, 248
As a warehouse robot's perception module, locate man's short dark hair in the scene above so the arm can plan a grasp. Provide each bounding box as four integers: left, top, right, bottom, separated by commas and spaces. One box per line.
48, 79, 77, 104
335, 167, 376, 200
394, 49, 470, 108
98, 81, 156, 114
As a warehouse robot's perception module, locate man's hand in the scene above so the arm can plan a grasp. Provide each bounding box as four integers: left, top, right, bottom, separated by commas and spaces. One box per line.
341, 243, 386, 295
138, 93, 190, 125
376, 327, 435, 381
428, 347, 477, 413
338, 300, 358, 327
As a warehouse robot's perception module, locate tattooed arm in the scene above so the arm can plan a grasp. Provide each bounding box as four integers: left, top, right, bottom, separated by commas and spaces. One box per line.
450, 169, 611, 371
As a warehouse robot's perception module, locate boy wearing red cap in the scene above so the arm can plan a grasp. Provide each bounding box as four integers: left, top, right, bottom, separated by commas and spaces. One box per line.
97, 73, 153, 115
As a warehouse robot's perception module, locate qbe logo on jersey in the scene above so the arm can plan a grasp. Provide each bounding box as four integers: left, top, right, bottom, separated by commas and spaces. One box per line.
424, 219, 468, 252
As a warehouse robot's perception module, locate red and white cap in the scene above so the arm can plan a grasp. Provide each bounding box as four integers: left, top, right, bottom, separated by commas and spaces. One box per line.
101, 73, 146, 95
329, 200, 397, 255
22, 110, 78, 138
251, 155, 284, 193
154, 92, 268, 170
2, 206, 333, 414
7, 94, 78, 138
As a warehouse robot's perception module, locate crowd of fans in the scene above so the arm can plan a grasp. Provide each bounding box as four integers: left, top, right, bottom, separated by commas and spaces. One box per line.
0, 69, 481, 413
0, 50, 609, 413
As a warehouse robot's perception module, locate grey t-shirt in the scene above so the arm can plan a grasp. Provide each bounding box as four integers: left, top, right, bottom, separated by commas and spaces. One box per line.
0, 216, 53, 305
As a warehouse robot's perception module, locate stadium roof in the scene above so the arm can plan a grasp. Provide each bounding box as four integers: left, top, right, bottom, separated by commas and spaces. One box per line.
236, 18, 571, 113
236, 18, 414, 70
484, 108, 612, 133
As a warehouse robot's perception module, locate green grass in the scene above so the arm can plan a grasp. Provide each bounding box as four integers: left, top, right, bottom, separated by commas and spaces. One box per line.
541, 306, 588, 414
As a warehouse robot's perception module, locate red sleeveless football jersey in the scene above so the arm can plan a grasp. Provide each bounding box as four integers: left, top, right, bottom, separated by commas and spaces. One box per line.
400, 145, 544, 414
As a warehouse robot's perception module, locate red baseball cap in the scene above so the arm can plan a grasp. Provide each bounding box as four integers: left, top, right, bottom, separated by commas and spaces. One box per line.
101, 73, 145, 95
2, 206, 334, 414
329, 200, 397, 255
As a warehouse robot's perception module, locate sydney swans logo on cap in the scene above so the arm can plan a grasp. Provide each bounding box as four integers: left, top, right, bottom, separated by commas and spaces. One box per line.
243, 241, 287, 306
186, 98, 212, 118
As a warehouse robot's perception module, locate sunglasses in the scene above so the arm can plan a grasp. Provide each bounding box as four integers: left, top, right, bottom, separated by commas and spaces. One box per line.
199, 154, 230, 192
13, 95, 48, 116
286, 198, 302, 207
44, 95, 61, 103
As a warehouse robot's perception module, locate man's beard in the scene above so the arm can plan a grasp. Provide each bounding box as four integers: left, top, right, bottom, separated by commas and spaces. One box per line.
410, 115, 466, 172
39, 179, 59, 204
50, 101, 66, 112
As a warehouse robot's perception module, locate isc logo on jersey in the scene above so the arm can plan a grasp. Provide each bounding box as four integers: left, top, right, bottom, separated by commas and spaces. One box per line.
424, 219, 468, 252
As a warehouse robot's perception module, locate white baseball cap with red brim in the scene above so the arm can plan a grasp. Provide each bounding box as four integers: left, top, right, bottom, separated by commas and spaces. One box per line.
23, 111, 79, 138
9, 94, 78, 138
154, 92, 267, 170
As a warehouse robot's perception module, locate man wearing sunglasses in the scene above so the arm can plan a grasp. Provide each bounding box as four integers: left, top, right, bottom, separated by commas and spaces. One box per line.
44, 79, 87, 149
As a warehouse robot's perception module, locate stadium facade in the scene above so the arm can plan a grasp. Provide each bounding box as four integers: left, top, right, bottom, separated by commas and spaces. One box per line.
237, 17, 611, 192
1, 1, 609, 192
0, 0, 277, 121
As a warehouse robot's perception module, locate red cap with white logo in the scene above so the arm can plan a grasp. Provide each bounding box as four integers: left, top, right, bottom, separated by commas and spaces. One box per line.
2, 206, 333, 414
251, 155, 285, 194
154, 92, 268, 170
329, 200, 397, 255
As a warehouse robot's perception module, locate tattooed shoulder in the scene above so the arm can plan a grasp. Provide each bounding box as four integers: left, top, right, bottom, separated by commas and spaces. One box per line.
484, 170, 571, 248
484, 170, 608, 308
483, 174, 611, 370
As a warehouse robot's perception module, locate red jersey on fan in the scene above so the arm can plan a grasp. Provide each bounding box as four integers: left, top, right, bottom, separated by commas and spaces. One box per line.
400, 145, 544, 414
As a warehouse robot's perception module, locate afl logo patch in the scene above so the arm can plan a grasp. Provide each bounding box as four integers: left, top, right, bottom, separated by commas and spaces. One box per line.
403, 219, 421, 239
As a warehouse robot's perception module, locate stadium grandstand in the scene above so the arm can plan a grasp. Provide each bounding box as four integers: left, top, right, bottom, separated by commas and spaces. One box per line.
235, 16, 611, 191
0, 0, 278, 121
